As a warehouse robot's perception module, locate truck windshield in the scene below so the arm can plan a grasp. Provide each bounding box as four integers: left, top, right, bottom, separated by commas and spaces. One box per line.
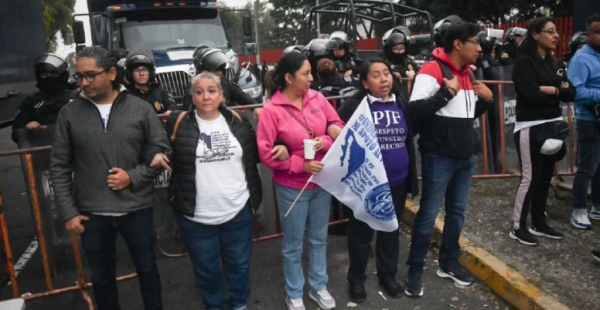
113, 8, 229, 51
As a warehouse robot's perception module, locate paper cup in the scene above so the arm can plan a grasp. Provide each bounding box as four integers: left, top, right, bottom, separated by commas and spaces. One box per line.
304, 139, 317, 160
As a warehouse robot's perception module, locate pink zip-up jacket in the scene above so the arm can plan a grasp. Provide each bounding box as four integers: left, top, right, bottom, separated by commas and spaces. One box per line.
257, 89, 345, 189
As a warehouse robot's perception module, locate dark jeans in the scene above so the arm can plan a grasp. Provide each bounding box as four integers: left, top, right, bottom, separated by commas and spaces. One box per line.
407, 152, 474, 270
175, 201, 253, 310
573, 119, 600, 210
80, 208, 162, 310
347, 182, 408, 284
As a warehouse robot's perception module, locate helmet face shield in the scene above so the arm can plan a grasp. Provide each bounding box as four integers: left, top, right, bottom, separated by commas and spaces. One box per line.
194, 47, 230, 73
34, 53, 68, 75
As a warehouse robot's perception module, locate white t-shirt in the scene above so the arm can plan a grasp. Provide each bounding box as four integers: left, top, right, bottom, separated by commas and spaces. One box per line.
91, 102, 127, 217
186, 113, 250, 225
93, 102, 112, 129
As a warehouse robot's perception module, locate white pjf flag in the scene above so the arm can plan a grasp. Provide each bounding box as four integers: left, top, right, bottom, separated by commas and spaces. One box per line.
310, 100, 397, 232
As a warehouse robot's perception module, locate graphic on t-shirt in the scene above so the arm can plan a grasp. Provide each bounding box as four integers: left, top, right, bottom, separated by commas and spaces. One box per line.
197, 131, 236, 163
372, 110, 407, 150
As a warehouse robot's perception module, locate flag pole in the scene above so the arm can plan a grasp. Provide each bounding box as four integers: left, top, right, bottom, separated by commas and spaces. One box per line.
284, 178, 313, 218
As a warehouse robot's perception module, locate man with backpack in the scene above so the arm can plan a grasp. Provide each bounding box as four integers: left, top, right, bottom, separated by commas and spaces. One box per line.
404, 22, 493, 297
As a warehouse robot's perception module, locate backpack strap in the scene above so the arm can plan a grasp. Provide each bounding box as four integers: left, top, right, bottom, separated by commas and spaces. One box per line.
230, 109, 243, 122
435, 59, 477, 82
170, 111, 188, 142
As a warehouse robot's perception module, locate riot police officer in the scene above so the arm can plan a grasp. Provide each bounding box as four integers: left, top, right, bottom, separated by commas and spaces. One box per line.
562, 31, 587, 65
12, 53, 73, 142
125, 51, 176, 115
282, 45, 304, 56
304, 38, 330, 90
382, 26, 420, 81
183, 46, 257, 110
496, 27, 526, 65
475, 31, 499, 81
326, 31, 360, 77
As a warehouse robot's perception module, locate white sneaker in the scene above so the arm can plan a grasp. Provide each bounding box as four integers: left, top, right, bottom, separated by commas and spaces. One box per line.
309, 288, 336, 309
590, 206, 600, 220
286, 297, 305, 310
571, 209, 592, 229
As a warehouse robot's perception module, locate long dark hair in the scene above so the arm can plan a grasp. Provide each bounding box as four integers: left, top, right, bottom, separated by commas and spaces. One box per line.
518, 17, 556, 68
264, 52, 308, 98
352, 58, 401, 103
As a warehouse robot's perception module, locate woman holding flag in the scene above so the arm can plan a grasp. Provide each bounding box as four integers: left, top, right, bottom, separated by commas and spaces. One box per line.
256, 52, 344, 310
337, 58, 422, 302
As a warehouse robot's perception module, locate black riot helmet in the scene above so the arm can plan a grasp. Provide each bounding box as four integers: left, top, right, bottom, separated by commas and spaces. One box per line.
505, 27, 527, 44
433, 15, 464, 47
382, 27, 411, 61
569, 31, 587, 54
283, 45, 305, 57
304, 39, 329, 63
34, 53, 69, 93
34, 53, 68, 81
304, 39, 329, 77
193, 46, 231, 74
326, 31, 350, 57
477, 31, 496, 55
125, 51, 156, 85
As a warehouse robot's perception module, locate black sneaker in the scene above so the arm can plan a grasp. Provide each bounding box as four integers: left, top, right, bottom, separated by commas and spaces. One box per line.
404, 267, 423, 298
437, 263, 474, 286
378, 276, 403, 298
592, 250, 600, 263
509, 228, 539, 246
529, 224, 564, 240
348, 282, 366, 303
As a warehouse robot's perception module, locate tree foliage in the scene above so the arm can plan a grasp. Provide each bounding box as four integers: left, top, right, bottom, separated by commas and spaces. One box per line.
41, 0, 76, 51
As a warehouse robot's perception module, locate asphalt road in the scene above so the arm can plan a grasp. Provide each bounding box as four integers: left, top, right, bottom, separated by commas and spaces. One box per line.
0, 124, 512, 310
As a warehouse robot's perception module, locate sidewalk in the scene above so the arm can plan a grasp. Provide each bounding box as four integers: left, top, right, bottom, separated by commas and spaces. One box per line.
452, 178, 600, 310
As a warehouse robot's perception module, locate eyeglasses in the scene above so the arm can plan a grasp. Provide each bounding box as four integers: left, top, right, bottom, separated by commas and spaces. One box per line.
540, 29, 559, 35
72, 69, 108, 83
133, 67, 149, 74
465, 39, 481, 46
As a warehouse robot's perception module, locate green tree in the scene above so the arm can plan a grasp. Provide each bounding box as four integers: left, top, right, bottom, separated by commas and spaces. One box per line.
42, 0, 76, 51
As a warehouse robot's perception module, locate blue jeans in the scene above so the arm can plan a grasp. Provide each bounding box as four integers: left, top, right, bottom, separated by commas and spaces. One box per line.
80, 208, 162, 310
407, 152, 474, 270
573, 120, 600, 210
275, 184, 331, 299
175, 201, 253, 310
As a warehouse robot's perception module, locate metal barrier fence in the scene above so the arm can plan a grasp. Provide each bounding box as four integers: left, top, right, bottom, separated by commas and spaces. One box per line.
0, 78, 578, 307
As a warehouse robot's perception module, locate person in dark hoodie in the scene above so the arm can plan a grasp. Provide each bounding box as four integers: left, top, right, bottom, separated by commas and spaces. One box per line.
405, 23, 493, 297
568, 14, 600, 238
12, 53, 74, 143
509, 18, 575, 246
50, 46, 171, 310
337, 58, 421, 303
125, 51, 177, 115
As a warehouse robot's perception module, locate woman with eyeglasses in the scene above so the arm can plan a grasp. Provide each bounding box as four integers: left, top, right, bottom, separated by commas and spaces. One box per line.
157, 71, 264, 310
256, 52, 344, 310
509, 17, 575, 246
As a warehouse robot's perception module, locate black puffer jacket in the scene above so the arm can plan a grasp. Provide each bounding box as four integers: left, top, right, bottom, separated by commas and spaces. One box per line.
166, 105, 262, 217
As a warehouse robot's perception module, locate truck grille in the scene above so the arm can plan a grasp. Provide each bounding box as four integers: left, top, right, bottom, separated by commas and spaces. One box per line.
156, 71, 191, 106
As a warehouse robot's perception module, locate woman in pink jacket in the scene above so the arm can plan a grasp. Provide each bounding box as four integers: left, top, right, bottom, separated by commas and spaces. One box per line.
257, 52, 344, 310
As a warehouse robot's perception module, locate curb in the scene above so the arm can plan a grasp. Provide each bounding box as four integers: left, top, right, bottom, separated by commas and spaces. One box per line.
401, 200, 572, 310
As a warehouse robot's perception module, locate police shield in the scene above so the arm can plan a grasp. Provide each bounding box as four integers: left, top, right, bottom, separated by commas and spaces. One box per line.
13, 126, 68, 274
